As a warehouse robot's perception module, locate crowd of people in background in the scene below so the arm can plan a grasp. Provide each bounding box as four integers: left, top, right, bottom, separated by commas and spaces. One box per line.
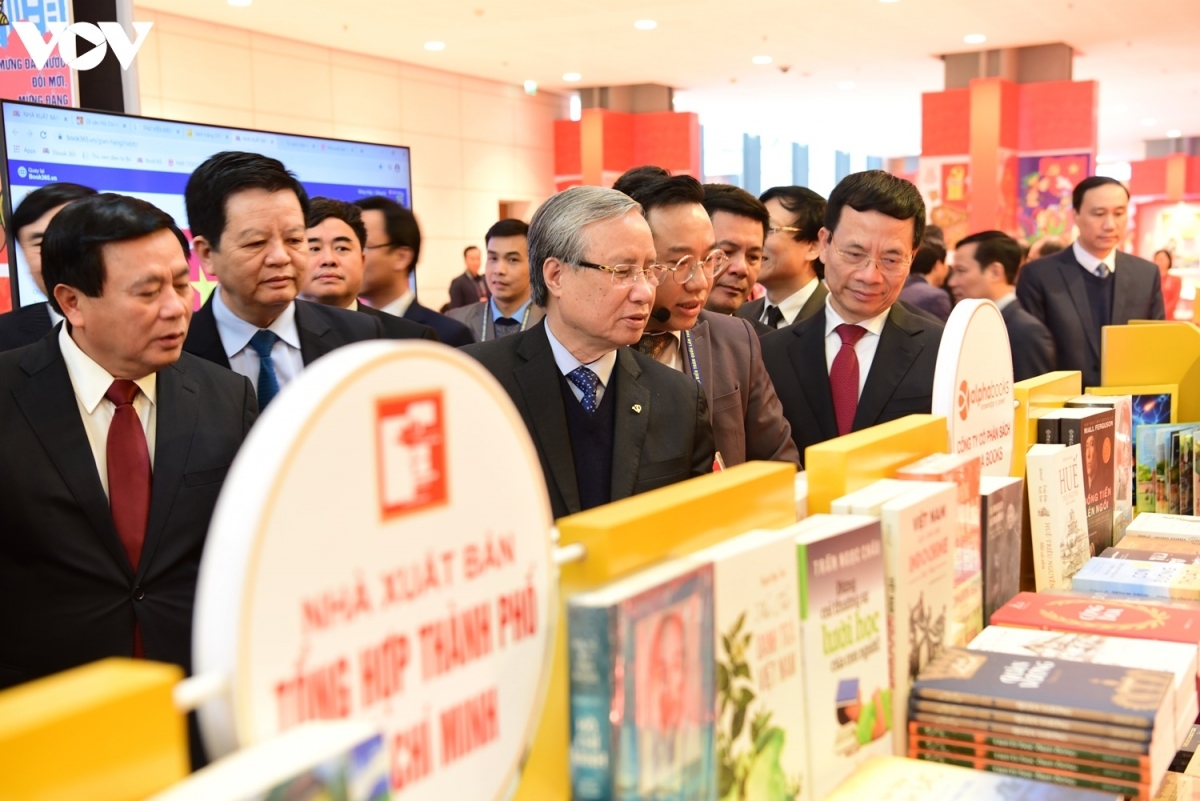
0, 153, 1171, 766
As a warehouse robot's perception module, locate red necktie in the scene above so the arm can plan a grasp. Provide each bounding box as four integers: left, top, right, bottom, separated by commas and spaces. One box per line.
830, 324, 867, 436
106, 379, 151, 658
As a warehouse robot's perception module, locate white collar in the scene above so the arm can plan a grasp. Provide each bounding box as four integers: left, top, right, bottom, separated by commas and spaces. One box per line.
544, 319, 617, 388
58, 324, 157, 414
1072, 240, 1117, 276
380, 290, 415, 318
824, 294, 890, 339
47, 303, 63, 326
995, 291, 1018, 311
211, 287, 301, 358
768, 277, 819, 320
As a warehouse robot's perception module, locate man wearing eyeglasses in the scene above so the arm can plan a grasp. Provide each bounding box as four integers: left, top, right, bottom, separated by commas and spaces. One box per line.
737, 186, 828, 331
463, 185, 714, 520
613, 167, 799, 469
761, 170, 943, 457
700, 184, 769, 325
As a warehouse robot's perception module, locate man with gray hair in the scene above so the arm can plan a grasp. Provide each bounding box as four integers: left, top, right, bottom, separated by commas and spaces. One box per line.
464, 186, 715, 519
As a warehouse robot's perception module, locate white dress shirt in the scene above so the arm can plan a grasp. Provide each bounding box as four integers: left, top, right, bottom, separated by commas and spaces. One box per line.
1072, 240, 1117, 277
59, 325, 156, 498
995, 291, 1018, 311
823, 295, 891, 398
762, 277, 820, 328
545, 320, 618, 406
379, 290, 415, 318
212, 287, 304, 396
642, 330, 683, 372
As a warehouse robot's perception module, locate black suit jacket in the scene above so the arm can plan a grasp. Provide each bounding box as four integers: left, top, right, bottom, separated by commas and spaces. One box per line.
0, 330, 257, 690
1002, 299, 1056, 382
183, 297, 384, 369
761, 303, 944, 458
357, 303, 437, 341
464, 322, 715, 520
404, 300, 473, 347
1016, 247, 1164, 389
736, 282, 828, 333
0, 301, 53, 352
447, 271, 488, 310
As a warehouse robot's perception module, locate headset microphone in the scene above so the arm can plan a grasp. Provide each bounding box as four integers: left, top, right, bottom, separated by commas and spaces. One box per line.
650, 306, 671, 323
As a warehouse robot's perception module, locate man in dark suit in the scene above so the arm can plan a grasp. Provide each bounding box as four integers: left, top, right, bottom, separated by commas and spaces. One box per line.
0, 182, 97, 351
1017, 176, 1164, 389
354, 196, 473, 347
182, 152, 382, 409
762, 170, 943, 458
948, 230, 1056, 382
898, 241, 951, 322
464, 186, 714, 520
612, 167, 799, 468
298, 197, 436, 341
0, 194, 256, 767
446, 245, 489, 310
448, 219, 545, 343
737, 185, 829, 330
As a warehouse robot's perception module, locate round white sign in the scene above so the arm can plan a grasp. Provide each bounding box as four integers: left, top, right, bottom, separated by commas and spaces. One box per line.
931, 299, 1016, 476
193, 341, 555, 801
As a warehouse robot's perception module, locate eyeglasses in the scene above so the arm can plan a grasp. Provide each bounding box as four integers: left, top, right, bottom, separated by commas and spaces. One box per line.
577, 260, 667, 287
365, 241, 394, 250
767, 225, 802, 237
661, 249, 729, 284
830, 243, 913, 275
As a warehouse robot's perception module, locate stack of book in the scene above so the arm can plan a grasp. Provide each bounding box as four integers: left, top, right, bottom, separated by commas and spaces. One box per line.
907, 648, 1175, 798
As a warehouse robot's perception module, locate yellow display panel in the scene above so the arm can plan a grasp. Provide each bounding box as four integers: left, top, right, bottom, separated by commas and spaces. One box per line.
1103, 322, 1200, 423
514, 461, 797, 801
0, 658, 187, 801
1011, 371, 1083, 480
804, 414, 948, 514
1084, 384, 1179, 424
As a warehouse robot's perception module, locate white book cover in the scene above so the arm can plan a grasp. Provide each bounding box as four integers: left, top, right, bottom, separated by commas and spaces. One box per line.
830, 479, 912, 516
1025, 443, 1091, 590
691, 528, 811, 801
969, 625, 1199, 748
878, 481, 957, 756
795, 471, 809, 522
1126, 513, 1200, 542
791, 513, 893, 801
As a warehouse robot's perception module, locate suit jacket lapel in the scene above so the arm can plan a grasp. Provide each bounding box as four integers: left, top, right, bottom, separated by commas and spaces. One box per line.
791, 309, 839, 442
13, 335, 133, 575
689, 317, 713, 407
797, 282, 828, 322
854, 305, 925, 429
513, 326, 581, 515
183, 298, 232, 369
294, 301, 336, 365
136, 360, 198, 582
610, 348, 651, 502
1056, 251, 1100, 359
1111, 252, 1138, 325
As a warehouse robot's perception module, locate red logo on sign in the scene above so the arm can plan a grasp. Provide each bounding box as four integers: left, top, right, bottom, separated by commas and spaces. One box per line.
376, 392, 448, 519
957, 380, 970, 421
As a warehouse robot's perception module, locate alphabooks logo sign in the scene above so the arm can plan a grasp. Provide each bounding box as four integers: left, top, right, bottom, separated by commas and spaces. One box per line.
11, 21, 153, 71
957, 380, 970, 421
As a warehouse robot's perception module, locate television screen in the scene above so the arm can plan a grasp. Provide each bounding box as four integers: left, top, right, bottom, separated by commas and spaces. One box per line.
0, 99, 412, 308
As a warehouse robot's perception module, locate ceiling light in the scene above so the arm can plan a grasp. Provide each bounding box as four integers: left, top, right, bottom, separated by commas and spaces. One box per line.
838, 80, 856, 90
963, 33, 987, 44
634, 19, 657, 30
1141, 117, 1157, 127
563, 72, 582, 83
752, 55, 772, 65
1167, 129, 1183, 138
523, 80, 538, 96
424, 41, 446, 51
227, 0, 251, 6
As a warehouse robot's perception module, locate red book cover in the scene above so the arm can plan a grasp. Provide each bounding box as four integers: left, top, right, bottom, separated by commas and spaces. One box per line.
990, 593, 1200, 652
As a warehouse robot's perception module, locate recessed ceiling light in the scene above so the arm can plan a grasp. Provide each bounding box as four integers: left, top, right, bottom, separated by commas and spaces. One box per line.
1141, 117, 1158, 127
227, 0, 251, 6
634, 19, 657, 30
424, 41, 446, 51
523, 80, 538, 95
563, 72, 582, 83
963, 33, 987, 44
1167, 129, 1183, 138
838, 80, 856, 90
752, 55, 773, 65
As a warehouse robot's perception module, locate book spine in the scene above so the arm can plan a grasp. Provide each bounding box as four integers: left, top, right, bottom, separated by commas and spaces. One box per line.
912, 751, 1148, 798
1058, 416, 1084, 448
910, 710, 1152, 754
1037, 416, 1059, 445
909, 697, 1154, 740
567, 603, 616, 801
909, 736, 1150, 783
907, 722, 1149, 768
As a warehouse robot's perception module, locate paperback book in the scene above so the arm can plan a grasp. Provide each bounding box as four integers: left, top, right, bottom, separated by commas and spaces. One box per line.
1070, 557, 1200, 601
1025, 444, 1091, 589
1101, 547, 1200, 565
1126, 513, 1200, 542
909, 710, 1156, 755
1067, 395, 1134, 542
910, 750, 1147, 798
979, 476, 1023, 621
909, 736, 1150, 784
908, 721, 1155, 767
1135, 424, 1191, 514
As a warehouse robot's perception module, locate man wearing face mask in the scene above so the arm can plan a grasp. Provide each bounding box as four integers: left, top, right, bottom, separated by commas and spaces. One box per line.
613, 166, 799, 469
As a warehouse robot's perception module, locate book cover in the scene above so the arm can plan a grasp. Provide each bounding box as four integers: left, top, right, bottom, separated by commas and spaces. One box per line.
1052, 409, 1116, 554
878, 482, 957, 755
1135, 424, 1190, 515
896, 454, 983, 645
1038, 413, 1062, 446
794, 472, 808, 522
910, 736, 1150, 784
1126, 513, 1200, 542
910, 710, 1154, 755
979, 476, 1023, 622
1156, 427, 1193, 514
1025, 444, 1091, 591
829, 479, 911, 516
909, 698, 1155, 742
1071, 557, 1200, 601
988, 593, 1200, 652
1101, 547, 1200, 565
690, 529, 809, 801
1181, 430, 1195, 516
1067, 395, 1134, 543
567, 561, 716, 801
792, 514, 893, 800
908, 721, 1154, 768
911, 750, 1148, 798
1115, 535, 1200, 557
824, 754, 1122, 801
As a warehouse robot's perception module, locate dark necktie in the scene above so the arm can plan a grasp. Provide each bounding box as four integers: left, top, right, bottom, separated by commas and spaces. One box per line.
250, 329, 281, 409
106, 379, 151, 658
1096, 263, 1111, 279
764, 305, 785, 329
830, 324, 867, 436
494, 317, 521, 338
567, 366, 600, 413
636, 332, 675, 362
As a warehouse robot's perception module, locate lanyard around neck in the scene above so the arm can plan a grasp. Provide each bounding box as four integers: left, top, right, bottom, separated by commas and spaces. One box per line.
481, 303, 531, 342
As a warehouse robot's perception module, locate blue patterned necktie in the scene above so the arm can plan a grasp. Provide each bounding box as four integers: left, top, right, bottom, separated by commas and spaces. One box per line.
567, 366, 600, 413
1096, 263, 1110, 279
249, 329, 281, 409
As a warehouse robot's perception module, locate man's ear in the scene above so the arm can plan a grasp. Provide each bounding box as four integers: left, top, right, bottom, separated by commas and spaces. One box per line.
804, 239, 821, 263
191, 235, 218, 279
816, 227, 832, 264
542, 258, 565, 300
54, 283, 87, 330
985, 261, 1006, 284
394, 246, 415, 275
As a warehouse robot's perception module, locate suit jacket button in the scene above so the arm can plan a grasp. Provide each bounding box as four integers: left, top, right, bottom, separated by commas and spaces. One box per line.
134, 587, 145, 601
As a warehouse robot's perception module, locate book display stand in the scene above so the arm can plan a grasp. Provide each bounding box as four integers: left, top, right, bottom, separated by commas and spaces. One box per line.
1103, 321, 1200, 423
